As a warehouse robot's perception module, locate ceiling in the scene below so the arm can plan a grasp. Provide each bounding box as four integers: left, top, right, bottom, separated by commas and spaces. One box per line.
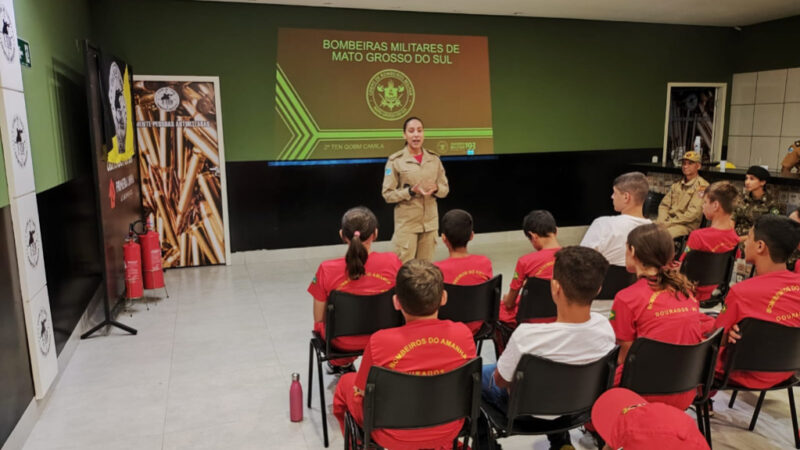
200, 0, 800, 27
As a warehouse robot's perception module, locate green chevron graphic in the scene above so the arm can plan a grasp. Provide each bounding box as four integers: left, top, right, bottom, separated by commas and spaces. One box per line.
275, 64, 493, 160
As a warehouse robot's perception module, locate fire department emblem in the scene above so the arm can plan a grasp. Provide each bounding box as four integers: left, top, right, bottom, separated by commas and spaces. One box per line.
366, 69, 415, 121
155, 87, 180, 112
25, 218, 39, 268
108, 62, 127, 155
37, 308, 51, 356
12, 115, 27, 167
0, 7, 15, 63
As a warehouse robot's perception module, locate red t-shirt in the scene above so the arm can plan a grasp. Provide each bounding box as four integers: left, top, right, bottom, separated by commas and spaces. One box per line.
353, 319, 477, 449
499, 248, 560, 325
713, 270, 800, 388
435, 254, 493, 334
435, 254, 493, 285
308, 252, 402, 348
611, 278, 709, 409
679, 227, 739, 301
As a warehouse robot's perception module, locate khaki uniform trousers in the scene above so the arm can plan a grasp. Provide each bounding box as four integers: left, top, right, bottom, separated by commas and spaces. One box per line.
393, 230, 437, 262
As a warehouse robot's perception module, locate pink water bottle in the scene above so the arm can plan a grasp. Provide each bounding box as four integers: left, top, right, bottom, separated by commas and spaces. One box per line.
290, 373, 303, 422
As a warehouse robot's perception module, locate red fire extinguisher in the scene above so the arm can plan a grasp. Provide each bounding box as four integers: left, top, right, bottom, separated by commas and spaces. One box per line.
138, 217, 165, 289
123, 232, 144, 299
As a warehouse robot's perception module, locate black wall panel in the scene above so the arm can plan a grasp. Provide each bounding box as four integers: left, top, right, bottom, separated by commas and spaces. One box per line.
0, 206, 34, 444
226, 149, 660, 251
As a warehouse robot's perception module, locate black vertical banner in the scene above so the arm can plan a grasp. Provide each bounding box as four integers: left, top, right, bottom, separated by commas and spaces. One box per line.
84, 43, 142, 306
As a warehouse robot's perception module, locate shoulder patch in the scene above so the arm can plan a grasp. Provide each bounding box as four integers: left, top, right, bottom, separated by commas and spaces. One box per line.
770, 208, 781, 215
609, 310, 616, 320
311, 276, 317, 284
385, 168, 392, 176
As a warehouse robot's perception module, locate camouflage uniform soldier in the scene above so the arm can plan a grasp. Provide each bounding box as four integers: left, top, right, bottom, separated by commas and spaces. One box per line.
732, 166, 784, 236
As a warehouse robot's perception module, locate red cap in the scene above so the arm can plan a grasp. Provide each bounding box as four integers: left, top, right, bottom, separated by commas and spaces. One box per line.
591, 388, 709, 450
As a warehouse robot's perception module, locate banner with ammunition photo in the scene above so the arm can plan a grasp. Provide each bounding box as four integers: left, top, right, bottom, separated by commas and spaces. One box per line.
133, 76, 230, 268
273, 28, 493, 160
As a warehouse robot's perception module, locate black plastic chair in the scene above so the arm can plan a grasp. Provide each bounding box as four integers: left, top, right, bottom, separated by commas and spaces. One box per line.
596, 265, 637, 300
481, 347, 620, 447
440, 275, 502, 356
516, 277, 557, 323
681, 248, 737, 308
307, 289, 403, 447
619, 328, 724, 445
715, 318, 800, 449
644, 191, 666, 219
344, 357, 483, 450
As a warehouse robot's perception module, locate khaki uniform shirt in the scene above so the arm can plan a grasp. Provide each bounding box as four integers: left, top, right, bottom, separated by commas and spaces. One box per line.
781, 142, 800, 172
382, 147, 449, 234
657, 176, 709, 237
732, 190, 784, 236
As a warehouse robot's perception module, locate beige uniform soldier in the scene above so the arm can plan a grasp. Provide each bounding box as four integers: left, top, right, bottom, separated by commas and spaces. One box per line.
781, 140, 800, 176
656, 151, 709, 238
382, 146, 449, 262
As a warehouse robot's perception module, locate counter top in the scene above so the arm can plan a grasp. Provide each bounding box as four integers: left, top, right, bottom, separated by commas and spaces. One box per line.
631, 163, 800, 187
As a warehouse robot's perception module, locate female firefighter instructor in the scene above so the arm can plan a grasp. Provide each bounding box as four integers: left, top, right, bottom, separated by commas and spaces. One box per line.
381, 117, 449, 262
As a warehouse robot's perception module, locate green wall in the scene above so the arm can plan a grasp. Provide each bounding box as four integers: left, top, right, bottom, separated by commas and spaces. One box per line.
732, 15, 800, 73
16, 0, 93, 194
90, 0, 735, 161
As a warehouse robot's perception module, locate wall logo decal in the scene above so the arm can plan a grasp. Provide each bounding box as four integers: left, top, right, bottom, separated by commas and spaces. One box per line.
366, 69, 415, 121
0, 7, 15, 62
37, 308, 51, 356
154, 86, 180, 112
25, 218, 39, 268
12, 115, 27, 167
108, 62, 128, 156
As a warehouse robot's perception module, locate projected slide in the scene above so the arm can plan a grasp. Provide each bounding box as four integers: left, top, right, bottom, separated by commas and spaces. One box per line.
273, 28, 493, 160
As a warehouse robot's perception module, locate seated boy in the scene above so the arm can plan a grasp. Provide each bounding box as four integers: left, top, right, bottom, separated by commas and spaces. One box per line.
499, 210, 561, 328
580, 171, 651, 267
482, 246, 616, 450
333, 260, 477, 449
679, 181, 740, 301
434, 209, 494, 334
714, 215, 800, 388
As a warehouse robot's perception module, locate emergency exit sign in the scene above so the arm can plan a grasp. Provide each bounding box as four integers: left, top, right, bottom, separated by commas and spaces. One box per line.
18, 38, 30, 68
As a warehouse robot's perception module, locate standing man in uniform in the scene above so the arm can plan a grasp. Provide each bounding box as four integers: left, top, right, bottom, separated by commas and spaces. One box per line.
382, 117, 449, 262
656, 151, 709, 238
780, 140, 800, 176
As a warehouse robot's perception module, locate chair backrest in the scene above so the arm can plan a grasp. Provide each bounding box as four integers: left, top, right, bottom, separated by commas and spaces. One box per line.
516, 277, 556, 322
620, 328, 724, 400
681, 249, 737, 287
362, 357, 483, 447
326, 289, 403, 347
440, 275, 502, 324
597, 265, 637, 300
643, 191, 665, 219
505, 347, 619, 422
718, 318, 800, 384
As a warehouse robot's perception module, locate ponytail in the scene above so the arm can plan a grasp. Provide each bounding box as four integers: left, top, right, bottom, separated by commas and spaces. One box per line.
648, 266, 696, 298
345, 231, 368, 280
341, 206, 379, 280
628, 224, 696, 299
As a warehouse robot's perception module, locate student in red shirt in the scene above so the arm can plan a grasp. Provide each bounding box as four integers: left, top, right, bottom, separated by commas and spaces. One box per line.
679, 181, 740, 301
714, 215, 800, 388
307, 206, 402, 372
499, 210, 561, 328
434, 209, 494, 334
610, 223, 710, 410
333, 260, 477, 450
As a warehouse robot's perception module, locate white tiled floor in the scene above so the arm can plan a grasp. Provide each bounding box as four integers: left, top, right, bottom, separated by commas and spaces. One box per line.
19, 232, 796, 450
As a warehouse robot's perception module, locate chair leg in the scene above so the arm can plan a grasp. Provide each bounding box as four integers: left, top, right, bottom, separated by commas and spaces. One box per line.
748, 391, 767, 431
307, 341, 314, 408
695, 402, 705, 436
704, 401, 713, 447
476, 339, 483, 356
788, 387, 799, 449
728, 390, 738, 408
317, 355, 329, 447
